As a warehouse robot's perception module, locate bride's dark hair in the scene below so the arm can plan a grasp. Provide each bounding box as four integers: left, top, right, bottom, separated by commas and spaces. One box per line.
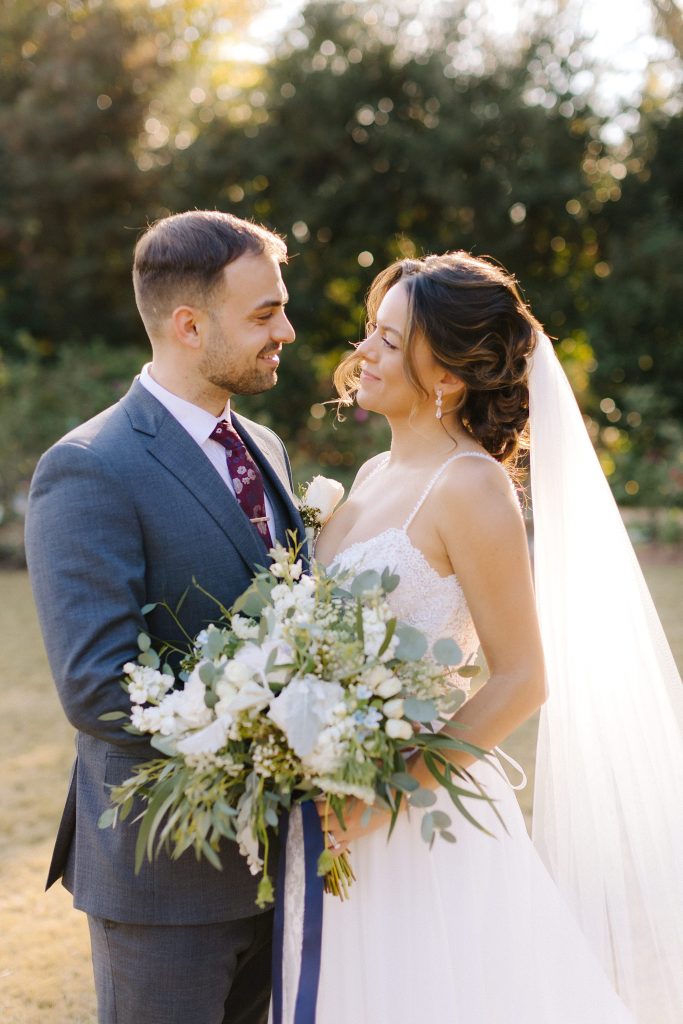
335, 251, 542, 471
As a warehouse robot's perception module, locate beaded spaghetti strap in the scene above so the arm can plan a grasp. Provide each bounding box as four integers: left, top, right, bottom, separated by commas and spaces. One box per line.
349, 455, 390, 499
402, 451, 502, 530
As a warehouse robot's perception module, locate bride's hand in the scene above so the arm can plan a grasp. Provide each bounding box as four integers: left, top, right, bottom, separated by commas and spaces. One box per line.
315, 796, 392, 853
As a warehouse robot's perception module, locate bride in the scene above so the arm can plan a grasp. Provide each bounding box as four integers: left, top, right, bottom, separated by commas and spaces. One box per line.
275, 252, 683, 1023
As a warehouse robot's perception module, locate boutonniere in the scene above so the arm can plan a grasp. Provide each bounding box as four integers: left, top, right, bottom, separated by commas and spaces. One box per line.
297, 475, 345, 554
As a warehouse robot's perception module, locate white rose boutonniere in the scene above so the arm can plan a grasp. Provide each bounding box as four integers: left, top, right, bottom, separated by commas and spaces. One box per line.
298, 475, 345, 555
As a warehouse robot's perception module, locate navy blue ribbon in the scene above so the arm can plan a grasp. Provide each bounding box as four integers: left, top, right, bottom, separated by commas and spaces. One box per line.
272, 801, 325, 1024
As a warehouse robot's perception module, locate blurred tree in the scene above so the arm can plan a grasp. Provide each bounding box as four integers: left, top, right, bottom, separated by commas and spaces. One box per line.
0, 0, 167, 354
1, 0, 681, 518
0, 0, 264, 356
168, 0, 608, 459
649, 0, 683, 58
580, 106, 683, 505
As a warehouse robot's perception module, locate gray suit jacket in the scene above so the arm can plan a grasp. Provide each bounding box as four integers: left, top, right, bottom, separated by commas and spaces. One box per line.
25, 379, 305, 925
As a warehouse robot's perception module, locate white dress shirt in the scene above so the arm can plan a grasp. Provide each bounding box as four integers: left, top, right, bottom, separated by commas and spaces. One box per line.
139, 364, 276, 538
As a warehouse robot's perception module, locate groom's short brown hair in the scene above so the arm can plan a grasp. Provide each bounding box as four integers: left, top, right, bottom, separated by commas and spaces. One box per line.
133, 210, 287, 331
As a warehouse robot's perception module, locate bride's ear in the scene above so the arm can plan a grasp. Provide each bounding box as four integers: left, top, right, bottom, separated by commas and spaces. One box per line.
435, 370, 465, 402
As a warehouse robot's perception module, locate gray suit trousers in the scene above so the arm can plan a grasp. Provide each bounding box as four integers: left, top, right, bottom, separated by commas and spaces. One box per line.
88, 910, 273, 1024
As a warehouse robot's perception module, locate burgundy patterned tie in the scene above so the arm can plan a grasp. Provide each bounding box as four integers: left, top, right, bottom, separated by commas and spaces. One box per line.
209, 420, 273, 549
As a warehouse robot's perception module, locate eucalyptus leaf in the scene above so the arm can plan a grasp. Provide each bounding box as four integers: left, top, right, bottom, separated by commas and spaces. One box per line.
390, 771, 420, 793
457, 664, 481, 678
138, 650, 160, 669
134, 779, 177, 873
431, 810, 452, 829
150, 734, 178, 756
98, 710, 128, 722
201, 840, 222, 871
394, 623, 428, 662
137, 632, 151, 652
198, 662, 217, 687
203, 629, 224, 661
403, 697, 438, 723
432, 637, 463, 666
233, 588, 267, 617
421, 811, 435, 844
440, 830, 457, 843
214, 801, 237, 819
264, 807, 279, 828
360, 805, 373, 828
140, 603, 158, 616
98, 807, 117, 829
350, 569, 381, 597
409, 787, 437, 808
380, 568, 401, 593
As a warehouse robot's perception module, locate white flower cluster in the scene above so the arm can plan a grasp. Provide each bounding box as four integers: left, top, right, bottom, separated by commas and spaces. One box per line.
123, 663, 174, 706
112, 541, 463, 893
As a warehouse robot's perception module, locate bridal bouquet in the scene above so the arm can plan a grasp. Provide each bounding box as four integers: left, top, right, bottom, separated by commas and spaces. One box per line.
100, 532, 490, 908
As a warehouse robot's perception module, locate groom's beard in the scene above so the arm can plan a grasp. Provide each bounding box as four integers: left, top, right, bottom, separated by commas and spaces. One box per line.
201, 342, 280, 396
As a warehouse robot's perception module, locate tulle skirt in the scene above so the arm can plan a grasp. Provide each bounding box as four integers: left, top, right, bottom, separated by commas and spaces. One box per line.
277, 757, 635, 1023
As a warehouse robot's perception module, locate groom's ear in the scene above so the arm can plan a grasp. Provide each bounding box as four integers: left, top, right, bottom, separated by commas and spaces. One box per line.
171, 305, 202, 350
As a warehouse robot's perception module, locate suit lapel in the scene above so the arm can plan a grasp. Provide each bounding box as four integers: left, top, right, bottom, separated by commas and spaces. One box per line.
122, 383, 269, 573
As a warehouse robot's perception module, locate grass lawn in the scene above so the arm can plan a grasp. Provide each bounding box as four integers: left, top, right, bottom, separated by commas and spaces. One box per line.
1, 556, 681, 1023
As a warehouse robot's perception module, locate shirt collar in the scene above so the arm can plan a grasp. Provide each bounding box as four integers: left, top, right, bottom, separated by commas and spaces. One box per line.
139, 363, 231, 446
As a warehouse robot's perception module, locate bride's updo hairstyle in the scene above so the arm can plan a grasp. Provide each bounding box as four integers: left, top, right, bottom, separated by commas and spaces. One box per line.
335, 251, 541, 471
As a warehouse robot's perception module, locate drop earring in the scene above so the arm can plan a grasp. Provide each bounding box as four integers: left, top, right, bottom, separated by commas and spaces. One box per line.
435, 389, 443, 420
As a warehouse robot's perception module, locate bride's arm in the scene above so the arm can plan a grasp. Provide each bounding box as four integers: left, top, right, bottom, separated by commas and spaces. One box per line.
411, 457, 547, 787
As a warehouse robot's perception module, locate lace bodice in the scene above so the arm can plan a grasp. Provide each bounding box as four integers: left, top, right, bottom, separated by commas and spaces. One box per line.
331, 451, 506, 689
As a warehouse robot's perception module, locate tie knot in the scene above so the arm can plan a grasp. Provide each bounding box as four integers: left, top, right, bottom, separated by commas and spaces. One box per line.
210, 420, 239, 449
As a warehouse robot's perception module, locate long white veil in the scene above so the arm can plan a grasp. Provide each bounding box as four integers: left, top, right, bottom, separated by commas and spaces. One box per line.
529, 333, 683, 1023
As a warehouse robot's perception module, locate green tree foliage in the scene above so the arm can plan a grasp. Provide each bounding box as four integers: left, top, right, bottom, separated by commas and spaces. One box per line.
168, 0, 613, 458
0, 0, 681, 519
0, 0, 169, 353
581, 108, 683, 505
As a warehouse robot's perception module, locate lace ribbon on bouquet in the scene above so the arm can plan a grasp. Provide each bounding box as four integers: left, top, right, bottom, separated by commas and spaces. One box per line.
529, 333, 683, 1024
271, 803, 324, 1024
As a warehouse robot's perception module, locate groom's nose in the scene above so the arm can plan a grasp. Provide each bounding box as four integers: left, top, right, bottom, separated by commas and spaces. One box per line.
272, 309, 295, 344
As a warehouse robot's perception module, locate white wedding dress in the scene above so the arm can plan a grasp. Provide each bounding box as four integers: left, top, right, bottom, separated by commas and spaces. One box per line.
277, 452, 635, 1024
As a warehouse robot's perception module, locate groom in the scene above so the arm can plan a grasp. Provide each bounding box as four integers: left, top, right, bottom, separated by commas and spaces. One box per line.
25, 210, 304, 1023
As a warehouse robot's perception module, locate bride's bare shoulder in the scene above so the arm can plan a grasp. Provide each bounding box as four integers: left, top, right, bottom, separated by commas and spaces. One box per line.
435, 453, 524, 536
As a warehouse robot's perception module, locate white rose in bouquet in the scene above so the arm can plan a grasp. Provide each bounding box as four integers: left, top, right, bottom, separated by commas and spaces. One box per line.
176, 714, 232, 756
174, 667, 213, 730
385, 718, 414, 741
383, 697, 405, 719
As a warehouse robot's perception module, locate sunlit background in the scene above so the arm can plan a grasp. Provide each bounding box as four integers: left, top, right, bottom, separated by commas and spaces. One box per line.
1, 4, 682, 1021
1, 0, 682, 545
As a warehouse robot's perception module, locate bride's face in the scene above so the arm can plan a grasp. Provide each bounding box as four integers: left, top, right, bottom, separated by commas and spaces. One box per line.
355, 281, 437, 418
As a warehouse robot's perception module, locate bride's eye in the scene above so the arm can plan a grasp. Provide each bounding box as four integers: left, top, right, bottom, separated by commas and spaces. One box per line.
382, 337, 398, 350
